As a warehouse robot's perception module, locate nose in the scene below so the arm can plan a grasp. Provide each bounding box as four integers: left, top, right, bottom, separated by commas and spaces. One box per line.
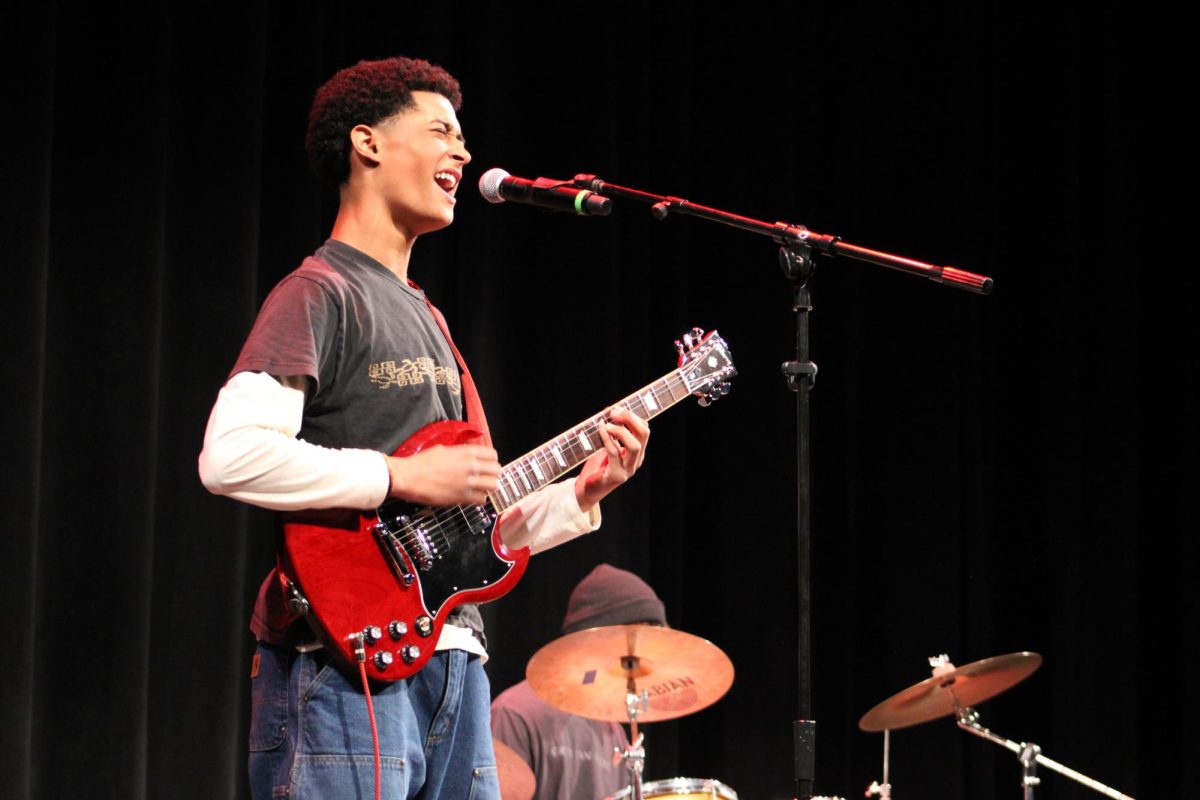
453, 139, 471, 165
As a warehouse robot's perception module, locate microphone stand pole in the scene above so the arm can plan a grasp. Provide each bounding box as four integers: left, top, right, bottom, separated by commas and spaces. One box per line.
573, 174, 993, 800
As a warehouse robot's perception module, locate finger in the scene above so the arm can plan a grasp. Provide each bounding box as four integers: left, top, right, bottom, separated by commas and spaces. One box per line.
466, 476, 497, 504
607, 409, 649, 447
473, 459, 502, 478
609, 407, 649, 435
597, 422, 620, 456
460, 444, 500, 463
468, 465, 500, 486
605, 422, 641, 455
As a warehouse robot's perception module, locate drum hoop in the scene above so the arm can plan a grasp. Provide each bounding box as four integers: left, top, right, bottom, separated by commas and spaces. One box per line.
635, 776, 738, 799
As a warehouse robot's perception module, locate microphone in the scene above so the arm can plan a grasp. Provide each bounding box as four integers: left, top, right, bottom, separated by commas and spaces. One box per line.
478, 168, 612, 216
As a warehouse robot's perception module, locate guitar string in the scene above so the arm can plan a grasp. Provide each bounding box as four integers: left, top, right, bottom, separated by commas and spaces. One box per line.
493, 370, 695, 508
382, 370, 708, 556
386, 391, 672, 553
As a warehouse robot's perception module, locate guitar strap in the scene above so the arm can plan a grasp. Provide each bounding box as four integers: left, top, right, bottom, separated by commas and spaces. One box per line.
413, 284, 493, 448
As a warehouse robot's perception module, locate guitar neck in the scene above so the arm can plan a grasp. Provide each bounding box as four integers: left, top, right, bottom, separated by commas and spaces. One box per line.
488, 368, 692, 513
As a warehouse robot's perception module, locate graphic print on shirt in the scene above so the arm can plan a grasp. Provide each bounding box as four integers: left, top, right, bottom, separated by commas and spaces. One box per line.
369, 357, 462, 395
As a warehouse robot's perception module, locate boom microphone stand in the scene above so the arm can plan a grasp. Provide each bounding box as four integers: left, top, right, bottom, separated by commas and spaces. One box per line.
571, 173, 994, 800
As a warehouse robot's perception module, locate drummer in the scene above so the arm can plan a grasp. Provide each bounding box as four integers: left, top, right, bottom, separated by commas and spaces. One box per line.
491, 564, 668, 800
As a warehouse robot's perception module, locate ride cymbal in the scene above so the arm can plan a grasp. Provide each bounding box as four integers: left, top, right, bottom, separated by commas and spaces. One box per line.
858, 652, 1042, 732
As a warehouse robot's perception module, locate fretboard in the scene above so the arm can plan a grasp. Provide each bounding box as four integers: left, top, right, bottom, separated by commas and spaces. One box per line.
488, 368, 693, 513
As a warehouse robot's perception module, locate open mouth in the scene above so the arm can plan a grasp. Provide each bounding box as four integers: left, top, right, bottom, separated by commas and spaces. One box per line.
434, 170, 460, 200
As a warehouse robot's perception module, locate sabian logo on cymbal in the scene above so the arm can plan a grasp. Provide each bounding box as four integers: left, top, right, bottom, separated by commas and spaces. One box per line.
646, 676, 695, 696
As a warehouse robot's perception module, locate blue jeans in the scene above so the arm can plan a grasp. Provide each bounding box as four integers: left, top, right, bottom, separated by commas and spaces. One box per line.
249, 642, 500, 799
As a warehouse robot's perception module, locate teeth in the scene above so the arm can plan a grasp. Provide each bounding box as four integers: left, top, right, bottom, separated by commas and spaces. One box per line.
434, 172, 459, 190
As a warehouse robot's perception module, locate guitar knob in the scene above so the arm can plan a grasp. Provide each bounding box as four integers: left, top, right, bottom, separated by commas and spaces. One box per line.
362, 626, 383, 645
373, 651, 394, 671
415, 616, 433, 637
388, 620, 408, 640
401, 645, 421, 665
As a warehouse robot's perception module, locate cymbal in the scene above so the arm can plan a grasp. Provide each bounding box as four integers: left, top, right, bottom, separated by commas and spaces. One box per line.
493, 739, 535, 800
858, 652, 1042, 732
526, 625, 734, 723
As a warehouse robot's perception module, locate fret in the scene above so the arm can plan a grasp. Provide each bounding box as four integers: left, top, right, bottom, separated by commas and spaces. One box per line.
503, 471, 523, 500
550, 444, 567, 468
530, 451, 552, 485
641, 390, 659, 412
657, 377, 679, 405
566, 428, 584, 456
585, 422, 604, 449
530, 458, 545, 482
665, 373, 689, 403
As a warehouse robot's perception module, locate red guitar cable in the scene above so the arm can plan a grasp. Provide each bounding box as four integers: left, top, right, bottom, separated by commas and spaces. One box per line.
356, 642, 383, 800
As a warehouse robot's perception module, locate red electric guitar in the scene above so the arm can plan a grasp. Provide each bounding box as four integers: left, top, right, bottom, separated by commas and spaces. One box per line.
279, 328, 735, 680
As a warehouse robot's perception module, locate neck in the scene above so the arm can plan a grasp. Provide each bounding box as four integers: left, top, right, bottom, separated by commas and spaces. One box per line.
329, 196, 417, 281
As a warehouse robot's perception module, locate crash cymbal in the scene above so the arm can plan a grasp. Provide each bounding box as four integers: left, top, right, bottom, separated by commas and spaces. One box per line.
527, 625, 734, 723
858, 652, 1042, 732
494, 738, 536, 800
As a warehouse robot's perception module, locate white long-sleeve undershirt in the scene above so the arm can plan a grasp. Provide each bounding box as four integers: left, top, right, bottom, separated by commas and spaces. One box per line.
199, 370, 601, 552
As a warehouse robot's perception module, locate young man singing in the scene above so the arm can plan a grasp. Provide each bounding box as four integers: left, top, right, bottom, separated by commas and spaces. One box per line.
199, 56, 649, 800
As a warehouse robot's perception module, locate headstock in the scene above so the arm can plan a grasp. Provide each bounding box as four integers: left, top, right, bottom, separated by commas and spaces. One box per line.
675, 328, 736, 407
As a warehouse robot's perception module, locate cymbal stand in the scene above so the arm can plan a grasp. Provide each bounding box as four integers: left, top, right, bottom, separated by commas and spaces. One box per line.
616, 657, 650, 800
864, 729, 892, 800
955, 708, 1136, 800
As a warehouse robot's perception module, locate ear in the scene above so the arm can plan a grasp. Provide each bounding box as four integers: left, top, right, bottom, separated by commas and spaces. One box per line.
348, 124, 382, 168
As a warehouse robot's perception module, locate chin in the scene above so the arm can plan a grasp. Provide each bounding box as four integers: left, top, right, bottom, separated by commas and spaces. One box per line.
409, 212, 455, 237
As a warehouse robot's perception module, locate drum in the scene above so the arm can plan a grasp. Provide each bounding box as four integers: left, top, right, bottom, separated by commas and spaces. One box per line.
602, 777, 738, 800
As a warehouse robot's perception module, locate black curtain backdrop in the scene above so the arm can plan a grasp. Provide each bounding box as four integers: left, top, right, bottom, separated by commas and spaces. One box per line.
2, 4, 1180, 800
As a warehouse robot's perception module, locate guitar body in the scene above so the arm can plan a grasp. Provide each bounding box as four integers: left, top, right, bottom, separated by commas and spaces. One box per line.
281, 419, 530, 681
278, 328, 736, 682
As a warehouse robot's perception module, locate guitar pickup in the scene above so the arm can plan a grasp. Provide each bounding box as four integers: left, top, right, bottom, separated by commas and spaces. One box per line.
405, 508, 440, 571
473, 504, 498, 533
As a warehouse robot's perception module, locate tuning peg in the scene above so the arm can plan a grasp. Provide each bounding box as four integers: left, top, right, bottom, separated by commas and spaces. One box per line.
677, 328, 706, 353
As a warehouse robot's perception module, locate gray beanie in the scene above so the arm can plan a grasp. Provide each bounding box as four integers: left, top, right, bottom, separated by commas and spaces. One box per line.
561, 564, 667, 634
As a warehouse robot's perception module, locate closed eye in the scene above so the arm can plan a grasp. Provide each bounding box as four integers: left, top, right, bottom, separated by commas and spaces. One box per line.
432, 119, 465, 144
